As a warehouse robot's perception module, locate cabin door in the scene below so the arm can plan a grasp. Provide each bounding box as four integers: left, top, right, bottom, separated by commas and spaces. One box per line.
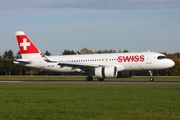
146, 53, 152, 64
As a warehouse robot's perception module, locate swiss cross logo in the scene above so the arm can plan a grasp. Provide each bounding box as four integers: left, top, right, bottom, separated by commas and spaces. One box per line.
20, 38, 30, 51
16, 33, 39, 54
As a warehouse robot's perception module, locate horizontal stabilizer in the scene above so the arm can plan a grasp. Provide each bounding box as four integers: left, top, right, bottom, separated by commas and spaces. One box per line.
14, 59, 31, 64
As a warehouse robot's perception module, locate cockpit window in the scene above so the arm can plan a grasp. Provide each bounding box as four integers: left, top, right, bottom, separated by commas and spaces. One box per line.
157, 56, 166, 60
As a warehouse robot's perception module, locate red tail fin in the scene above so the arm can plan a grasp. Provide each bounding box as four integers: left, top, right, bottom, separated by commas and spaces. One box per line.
16, 31, 39, 54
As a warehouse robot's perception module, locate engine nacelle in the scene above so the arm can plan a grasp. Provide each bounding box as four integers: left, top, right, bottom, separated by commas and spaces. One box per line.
116, 71, 133, 78
95, 66, 117, 78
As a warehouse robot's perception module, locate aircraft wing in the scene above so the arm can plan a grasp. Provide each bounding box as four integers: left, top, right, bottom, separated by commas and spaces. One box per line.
58, 62, 125, 73
58, 62, 103, 68
45, 55, 125, 72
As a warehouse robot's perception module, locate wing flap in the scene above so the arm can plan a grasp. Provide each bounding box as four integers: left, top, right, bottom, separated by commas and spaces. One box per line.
58, 62, 99, 68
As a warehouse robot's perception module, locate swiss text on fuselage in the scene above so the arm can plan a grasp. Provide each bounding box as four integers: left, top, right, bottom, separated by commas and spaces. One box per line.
118, 55, 144, 62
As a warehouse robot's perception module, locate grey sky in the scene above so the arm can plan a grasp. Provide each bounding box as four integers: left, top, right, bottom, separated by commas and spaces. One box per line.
1, 0, 180, 10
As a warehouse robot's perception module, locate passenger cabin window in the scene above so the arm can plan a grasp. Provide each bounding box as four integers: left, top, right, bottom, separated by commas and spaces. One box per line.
157, 56, 166, 60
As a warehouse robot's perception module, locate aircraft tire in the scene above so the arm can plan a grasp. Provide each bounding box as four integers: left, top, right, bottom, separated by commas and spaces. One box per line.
86, 76, 93, 81
98, 78, 104, 81
149, 77, 154, 82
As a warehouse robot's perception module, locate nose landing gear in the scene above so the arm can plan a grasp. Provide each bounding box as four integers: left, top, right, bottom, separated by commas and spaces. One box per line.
149, 70, 154, 81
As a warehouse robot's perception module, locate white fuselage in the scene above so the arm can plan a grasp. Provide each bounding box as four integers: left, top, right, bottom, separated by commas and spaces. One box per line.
19, 52, 174, 73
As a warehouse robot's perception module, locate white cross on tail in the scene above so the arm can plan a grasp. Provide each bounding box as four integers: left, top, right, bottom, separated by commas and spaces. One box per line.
20, 38, 30, 50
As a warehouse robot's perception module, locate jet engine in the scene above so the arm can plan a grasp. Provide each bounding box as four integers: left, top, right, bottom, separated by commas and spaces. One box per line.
95, 66, 117, 78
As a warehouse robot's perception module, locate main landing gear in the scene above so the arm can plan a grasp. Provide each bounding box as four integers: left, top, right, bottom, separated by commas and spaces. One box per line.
98, 78, 104, 81
86, 75, 104, 81
86, 75, 93, 81
149, 70, 154, 82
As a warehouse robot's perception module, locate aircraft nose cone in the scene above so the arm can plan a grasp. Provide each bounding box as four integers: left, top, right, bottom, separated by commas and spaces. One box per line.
169, 60, 175, 67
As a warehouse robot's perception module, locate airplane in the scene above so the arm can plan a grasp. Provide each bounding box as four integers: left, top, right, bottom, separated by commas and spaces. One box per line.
14, 31, 175, 81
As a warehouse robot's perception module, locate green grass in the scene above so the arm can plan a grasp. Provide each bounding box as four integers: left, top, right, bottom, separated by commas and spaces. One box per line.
0, 84, 180, 120
0, 76, 180, 81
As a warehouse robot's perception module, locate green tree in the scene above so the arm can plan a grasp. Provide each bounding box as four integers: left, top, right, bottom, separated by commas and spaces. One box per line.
95, 49, 117, 54
2, 50, 15, 75
13, 51, 28, 75
44, 50, 52, 56
94, 50, 103, 54
174, 52, 180, 59
16, 51, 22, 59
80, 48, 94, 54
62, 49, 76, 55
0, 55, 4, 74
123, 49, 129, 53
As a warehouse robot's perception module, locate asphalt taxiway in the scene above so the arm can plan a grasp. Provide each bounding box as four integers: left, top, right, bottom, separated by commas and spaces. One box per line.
0, 80, 180, 86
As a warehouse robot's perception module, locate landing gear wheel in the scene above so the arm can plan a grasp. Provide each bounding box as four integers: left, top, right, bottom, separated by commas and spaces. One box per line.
149, 77, 154, 82
149, 70, 154, 82
98, 78, 104, 81
86, 76, 93, 81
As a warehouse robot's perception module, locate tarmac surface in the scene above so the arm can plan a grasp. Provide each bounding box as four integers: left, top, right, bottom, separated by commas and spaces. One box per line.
0, 80, 180, 86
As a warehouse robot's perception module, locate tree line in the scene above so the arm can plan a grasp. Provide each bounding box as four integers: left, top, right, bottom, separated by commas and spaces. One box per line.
0, 48, 180, 76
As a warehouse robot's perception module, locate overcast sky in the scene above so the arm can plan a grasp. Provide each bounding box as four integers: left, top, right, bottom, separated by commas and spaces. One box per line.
0, 0, 180, 55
